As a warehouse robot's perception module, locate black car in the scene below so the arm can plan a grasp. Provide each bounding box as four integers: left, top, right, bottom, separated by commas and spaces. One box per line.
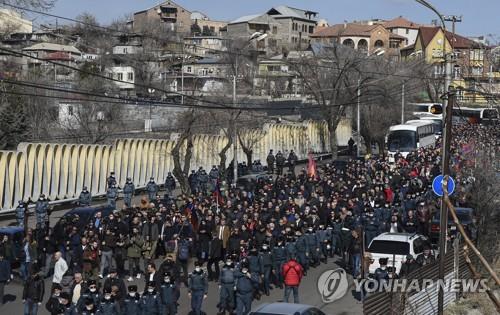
430, 207, 477, 243
54, 205, 114, 234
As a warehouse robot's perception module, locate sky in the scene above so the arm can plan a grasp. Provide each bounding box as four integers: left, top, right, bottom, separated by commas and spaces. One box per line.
34, 0, 499, 40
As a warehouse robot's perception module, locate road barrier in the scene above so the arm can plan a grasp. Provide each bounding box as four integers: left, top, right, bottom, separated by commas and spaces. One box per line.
0, 119, 352, 211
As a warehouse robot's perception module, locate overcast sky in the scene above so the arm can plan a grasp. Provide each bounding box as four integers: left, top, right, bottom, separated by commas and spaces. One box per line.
35, 0, 499, 41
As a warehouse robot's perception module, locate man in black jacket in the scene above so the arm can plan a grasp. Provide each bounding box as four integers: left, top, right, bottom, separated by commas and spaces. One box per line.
0, 252, 12, 304
400, 255, 419, 278
23, 272, 45, 314
207, 233, 222, 281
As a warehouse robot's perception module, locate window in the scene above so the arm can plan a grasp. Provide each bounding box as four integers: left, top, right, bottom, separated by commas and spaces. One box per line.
117, 73, 123, 81
272, 26, 278, 34
406, 29, 409, 35
187, 66, 192, 73
374, 40, 384, 48
309, 25, 314, 33
127, 72, 134, 81
67, 105, 74, 116
453, 66, 461, 79
367, 240, 410, 255
123, 47, 128, 54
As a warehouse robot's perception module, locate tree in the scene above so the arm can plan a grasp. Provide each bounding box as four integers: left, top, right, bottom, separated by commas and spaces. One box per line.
288, 43, 367, 158
0, 83, 29, 149
3, 0, 56, 10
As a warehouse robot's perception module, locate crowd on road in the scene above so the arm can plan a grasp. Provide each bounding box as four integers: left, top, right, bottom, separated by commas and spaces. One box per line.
0, 123, 496, 315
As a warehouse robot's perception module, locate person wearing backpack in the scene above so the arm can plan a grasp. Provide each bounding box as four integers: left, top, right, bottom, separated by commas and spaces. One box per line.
282, 257, 304, 304
176, 237, 190, 286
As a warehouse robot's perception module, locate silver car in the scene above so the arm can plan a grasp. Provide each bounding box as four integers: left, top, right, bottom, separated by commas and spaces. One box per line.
251, 303, 327, 315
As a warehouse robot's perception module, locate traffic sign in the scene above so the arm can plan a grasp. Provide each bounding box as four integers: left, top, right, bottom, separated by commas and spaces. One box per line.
432, 175, 456, 197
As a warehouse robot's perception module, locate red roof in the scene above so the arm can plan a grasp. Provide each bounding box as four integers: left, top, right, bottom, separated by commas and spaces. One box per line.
418, 26, 477, 49
43, 51, 75, 61
383, 17, 421, 29
311, 23, 378, 38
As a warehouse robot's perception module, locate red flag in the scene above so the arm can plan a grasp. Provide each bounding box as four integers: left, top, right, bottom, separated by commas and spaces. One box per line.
307, 152, 318, 179
212, 180, 225, 206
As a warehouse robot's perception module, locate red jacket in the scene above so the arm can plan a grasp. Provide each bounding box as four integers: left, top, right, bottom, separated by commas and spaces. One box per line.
282, 259, 303, 286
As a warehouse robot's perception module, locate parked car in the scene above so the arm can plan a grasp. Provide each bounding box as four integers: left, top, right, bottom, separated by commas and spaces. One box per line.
251, 303, 326, 315
0, 226, 25, 269
430, 207, 477, 244
53, 206, 114, 234
366, 232, 435, 275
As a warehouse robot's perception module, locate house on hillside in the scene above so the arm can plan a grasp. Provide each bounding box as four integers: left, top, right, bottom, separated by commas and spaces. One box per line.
132, 0, 192, 35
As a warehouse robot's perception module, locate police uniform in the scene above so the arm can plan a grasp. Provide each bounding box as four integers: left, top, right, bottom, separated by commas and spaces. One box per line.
141, 285, 161, 315
272, 241, 287, 288
295, 233, 309, 272
123, 289, 141, 315
96, 297, 118, 315
164, 173, 176, 196
106, 186, 118, 209
146, 178, 159, 201
159, 279, 178, 315
235, 269, 255, 315
305, 228, 319, 267
79, 188, 92, 207
15, 201, 26, 227
259, 246, 273, 295
218, 262, 236, 313
188, 267, 208, 315
122, 179, 135, 208
363, 213, 380, 246
35, 195, 49, 229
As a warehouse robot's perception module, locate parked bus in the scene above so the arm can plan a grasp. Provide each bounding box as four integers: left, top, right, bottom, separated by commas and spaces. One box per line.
386, 120, 436, 162
452, 107, 499, 125
409, 103, 443, 116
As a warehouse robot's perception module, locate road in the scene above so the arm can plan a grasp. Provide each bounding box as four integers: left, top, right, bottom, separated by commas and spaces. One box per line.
0, 255, 361, 315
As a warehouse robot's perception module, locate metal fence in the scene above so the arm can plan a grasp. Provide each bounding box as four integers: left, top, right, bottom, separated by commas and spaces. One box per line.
364, 242, 471, 315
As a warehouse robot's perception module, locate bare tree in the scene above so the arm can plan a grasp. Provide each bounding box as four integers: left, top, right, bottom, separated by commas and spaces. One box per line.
288, 43, 367, 158
3, 0, 56, 10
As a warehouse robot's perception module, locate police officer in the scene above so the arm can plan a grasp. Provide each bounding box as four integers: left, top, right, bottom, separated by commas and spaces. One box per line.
374, 258, 390, 286
260, 243, 273, 296
78, 186, 92, 207
106, 184, 118, 209
209, 166, 219, 192
188, 261, 208, 315
146, 177, 159, 202
97, 290, 119, 314
295, 230, 309, 273
287, 150, 298, 174
272, 237, 287, 289
198, 168, 209, 194
81, 299, 97, 315
266, 150, 275, 174
123, 178, 135, 208
123, 285, 141, 315
164, 172, 176, 197
316, 225, 329, 263
15, 200, 27, 227
363, 209, 379, 246
305, 226, 319, 267
107, 172, 117, 189
275, 151, 286, 176
141, 282, 161, 315
35, 194, 49, 229
247, 248, 263, 298
159, 273, 178, 315
218, 257, 236, 315
285, 235, 297, 263
235, 262, 255, 315
78, 280, 101, 312
188, 170, 198, 194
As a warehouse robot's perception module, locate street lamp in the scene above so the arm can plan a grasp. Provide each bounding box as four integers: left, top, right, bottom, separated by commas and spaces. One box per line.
146, 88, 155, 132
232, 32, 268, 185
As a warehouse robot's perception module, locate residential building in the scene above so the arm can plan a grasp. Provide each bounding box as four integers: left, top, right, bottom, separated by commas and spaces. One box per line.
382, 16, 422, 46
132, 0, 191, 35
265, 6, 318, 49
310, 23, 406, 57
0, 8, 32, 34
22, 43, 82, 81
183, 36, 228, 57
226, 13, 280, 55
108, 66, 135, 91
190, 12, 227, 37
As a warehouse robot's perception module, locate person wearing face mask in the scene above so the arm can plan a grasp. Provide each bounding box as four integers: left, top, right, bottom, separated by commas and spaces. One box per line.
305, 226, 320, 268
247, 248, 263, 300
218, 258, 236, 314
294, 230, 309, 274
45, 284, 63, 315
272, 237, 287, 289
188, 261, 208, 315
374, 258, 390, 286
35, 193, 49, 229
146, 177, 159, 202
122, 285, 141, 315
78, 186, 92, 207
159, 273, 178, 315
207, 232, 222, 282
235, 262, 255, 315
122, 178, 135, 208
97, 290, 119, 315
141, 282, 160, 315
80, 299, 97, 315
363, 209, 380, 246
259, 243, 273, 296
77, 280, 100, 312
57, 292, 76, 315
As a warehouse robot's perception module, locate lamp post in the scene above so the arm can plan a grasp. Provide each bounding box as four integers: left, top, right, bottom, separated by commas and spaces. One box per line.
146, 88, 155, 132
232, 32, 268, 186
414, 2, 451, 314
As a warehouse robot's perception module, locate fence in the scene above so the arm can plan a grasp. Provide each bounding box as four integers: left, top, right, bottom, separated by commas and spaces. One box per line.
0, 119, 352, 212
363, 242, 472, 315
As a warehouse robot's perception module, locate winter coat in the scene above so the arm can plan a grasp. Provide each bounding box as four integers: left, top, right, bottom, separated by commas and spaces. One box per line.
282, 259, 303, 286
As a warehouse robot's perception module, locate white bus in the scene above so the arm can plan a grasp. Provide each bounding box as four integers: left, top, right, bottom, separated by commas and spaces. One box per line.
386, 120, 436, 162
452, 107, 499, 125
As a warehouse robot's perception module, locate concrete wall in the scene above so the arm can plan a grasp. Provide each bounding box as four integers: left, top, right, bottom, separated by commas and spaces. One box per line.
0, 120, 347, 211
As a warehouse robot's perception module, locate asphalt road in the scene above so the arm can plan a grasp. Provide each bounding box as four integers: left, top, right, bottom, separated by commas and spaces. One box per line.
0, 255, 361, 315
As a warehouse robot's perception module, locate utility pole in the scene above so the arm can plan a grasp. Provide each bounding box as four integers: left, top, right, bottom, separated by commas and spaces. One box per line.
401, 83, 405, 124
181, 43, 185, 105
232, 73, 238, 186
357, 78, 361, 158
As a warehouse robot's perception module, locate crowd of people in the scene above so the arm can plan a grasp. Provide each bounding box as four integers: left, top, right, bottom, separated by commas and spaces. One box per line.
0, 123, 496, 315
